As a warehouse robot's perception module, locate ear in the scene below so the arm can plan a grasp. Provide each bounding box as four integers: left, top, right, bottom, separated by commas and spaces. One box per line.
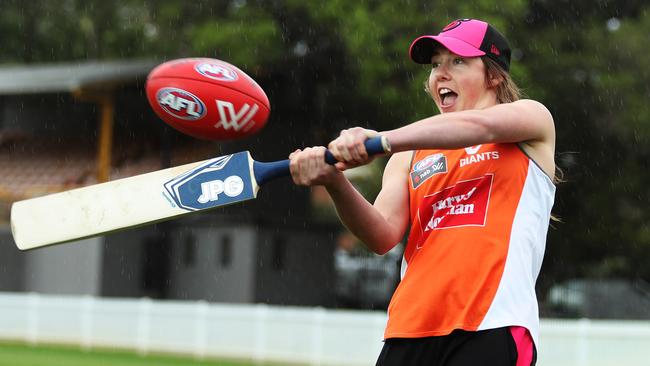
488, 73, 503, 88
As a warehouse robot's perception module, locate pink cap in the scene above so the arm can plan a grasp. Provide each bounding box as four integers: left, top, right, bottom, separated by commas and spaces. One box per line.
409, 19, 511, 71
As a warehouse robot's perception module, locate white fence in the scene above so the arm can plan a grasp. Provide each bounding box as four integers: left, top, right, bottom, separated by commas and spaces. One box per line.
0, 292, 648, 366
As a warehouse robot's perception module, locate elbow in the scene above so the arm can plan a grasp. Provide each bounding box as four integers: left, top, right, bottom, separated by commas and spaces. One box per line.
368, 214, 406, 255
466, 111, 498, 143
368, 236, 400, 255
373, 244, 397, 256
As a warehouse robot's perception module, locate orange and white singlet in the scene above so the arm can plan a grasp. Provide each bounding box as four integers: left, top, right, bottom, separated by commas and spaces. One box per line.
384, 143, 555, 347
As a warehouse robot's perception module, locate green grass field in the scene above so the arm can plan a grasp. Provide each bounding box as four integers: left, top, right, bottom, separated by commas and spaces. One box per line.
0, 342, 291, 366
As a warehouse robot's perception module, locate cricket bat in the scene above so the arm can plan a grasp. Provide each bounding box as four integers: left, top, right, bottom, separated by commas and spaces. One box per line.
10, 136, 390, 250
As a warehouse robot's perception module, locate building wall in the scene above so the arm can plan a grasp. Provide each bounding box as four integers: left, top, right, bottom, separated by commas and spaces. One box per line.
100, 226, 156, 298
0, 228, 25, 291
255, 225, 337, 307
23, 237, 103, 295
0, 227, 103, 295
165, 225, 257, 303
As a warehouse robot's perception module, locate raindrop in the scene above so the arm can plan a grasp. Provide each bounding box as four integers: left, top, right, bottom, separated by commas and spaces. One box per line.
231, 0, 246, 10
606, 18, 621, 32
293, 41, 309, 57
573, 69, 587, 83
144, 23, 158, 39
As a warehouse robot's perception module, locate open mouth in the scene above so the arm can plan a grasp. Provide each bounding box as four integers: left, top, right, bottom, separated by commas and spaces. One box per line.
439, 88, 458, 107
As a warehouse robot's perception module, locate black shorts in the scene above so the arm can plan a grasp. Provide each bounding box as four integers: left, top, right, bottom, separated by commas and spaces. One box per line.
375, 327, 536, 366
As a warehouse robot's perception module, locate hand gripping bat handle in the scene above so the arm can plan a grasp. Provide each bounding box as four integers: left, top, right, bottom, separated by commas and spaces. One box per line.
253, 135, 391, 186
323, 135, 390, 165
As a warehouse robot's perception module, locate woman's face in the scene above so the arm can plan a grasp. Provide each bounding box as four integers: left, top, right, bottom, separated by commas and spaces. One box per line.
428, 48, 494, 113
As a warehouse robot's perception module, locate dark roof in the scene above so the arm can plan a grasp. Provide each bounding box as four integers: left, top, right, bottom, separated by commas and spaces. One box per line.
0, 59, 158, 95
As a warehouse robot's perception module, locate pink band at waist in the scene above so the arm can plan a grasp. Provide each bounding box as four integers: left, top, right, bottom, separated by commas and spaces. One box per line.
510, 326, 534, 366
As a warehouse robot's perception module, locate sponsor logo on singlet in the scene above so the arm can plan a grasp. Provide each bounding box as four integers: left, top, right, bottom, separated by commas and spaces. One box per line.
411, 153, 447, 189
417, 174, 493, 242
460, 145, 499, 167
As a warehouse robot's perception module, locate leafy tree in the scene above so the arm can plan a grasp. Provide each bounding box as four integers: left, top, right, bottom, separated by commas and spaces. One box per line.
0, 0, 648, 303
518, 1, 650, 295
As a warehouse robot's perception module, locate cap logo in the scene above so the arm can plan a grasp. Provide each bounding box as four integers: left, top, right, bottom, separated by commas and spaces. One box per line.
490, 44, 501, 55
441, 18, 472, 32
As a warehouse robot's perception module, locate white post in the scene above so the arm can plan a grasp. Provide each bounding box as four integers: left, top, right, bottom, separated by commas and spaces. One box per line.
81, 295, 94, 351
194, 300, 208, 360
136, 298, 152, 356
253, 304, 268, 365
26, 292, 40, 346
310, 307, 325, 366
374, 312, 386, 357
577, 318, 589, 366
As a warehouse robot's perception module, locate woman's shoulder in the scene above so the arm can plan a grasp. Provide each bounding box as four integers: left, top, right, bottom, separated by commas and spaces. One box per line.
510, 99, 553, 120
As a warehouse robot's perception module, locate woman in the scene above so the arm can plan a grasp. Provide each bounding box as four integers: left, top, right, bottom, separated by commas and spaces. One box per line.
290, 19, 555, 366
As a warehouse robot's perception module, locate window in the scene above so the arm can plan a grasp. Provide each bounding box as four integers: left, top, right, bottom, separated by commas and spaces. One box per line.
272, 235, 285, 271
219, 234, 232, 268
183, 233, 196, 267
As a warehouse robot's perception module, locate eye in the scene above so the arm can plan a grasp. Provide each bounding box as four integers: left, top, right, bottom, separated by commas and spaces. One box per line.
453, 57, 465, 65
431, 61, 440, 69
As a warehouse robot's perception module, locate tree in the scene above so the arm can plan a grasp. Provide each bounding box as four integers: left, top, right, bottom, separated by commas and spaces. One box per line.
519, 1, 650, 294
1, 0, 648, 303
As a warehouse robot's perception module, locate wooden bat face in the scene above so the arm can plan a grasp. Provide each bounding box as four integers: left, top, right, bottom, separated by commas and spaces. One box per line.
11, 151, 260, 250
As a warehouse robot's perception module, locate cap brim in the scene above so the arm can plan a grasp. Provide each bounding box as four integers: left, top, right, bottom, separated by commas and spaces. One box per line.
409, 35, 486, 64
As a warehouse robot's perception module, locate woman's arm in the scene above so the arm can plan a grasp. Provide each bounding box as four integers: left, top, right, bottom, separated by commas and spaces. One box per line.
384, 99, 553, 151
329, 99, 556, 177
325, 152, 411, 254
290, 148, 411, 254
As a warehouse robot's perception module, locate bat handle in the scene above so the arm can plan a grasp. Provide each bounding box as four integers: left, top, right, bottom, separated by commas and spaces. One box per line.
253, 136, 391, 186
253, 159, 291, 186
324, 135, 391, 165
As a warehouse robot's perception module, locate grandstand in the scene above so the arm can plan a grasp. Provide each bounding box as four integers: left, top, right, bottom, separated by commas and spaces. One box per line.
0, 60, 225, 204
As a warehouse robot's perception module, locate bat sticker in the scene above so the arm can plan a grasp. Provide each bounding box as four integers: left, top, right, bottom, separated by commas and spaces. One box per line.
163, 152, 254, 211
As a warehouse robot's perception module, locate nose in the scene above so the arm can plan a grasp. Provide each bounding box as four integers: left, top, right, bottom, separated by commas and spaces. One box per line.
433, 64, 451, 81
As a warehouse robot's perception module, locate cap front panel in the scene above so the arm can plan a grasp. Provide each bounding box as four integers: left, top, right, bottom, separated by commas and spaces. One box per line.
430, 36, 486, 57
441, 20, 488, 49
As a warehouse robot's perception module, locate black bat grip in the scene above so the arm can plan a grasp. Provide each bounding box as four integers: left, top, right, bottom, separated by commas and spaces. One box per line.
324, 135, 390, 165
253, 136, 390, 186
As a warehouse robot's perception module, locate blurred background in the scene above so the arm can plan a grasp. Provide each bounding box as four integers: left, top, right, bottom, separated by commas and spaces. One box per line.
0, 0, 648, 365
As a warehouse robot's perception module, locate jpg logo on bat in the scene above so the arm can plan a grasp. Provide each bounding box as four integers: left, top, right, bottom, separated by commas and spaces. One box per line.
197, 176, 244, 203
163, 152, 254, 211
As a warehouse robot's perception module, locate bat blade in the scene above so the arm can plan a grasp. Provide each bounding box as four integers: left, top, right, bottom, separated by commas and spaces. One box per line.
11, 151, 261, 250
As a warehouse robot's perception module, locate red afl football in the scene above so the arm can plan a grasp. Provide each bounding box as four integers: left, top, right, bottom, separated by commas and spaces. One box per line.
145, 58, 270, 140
